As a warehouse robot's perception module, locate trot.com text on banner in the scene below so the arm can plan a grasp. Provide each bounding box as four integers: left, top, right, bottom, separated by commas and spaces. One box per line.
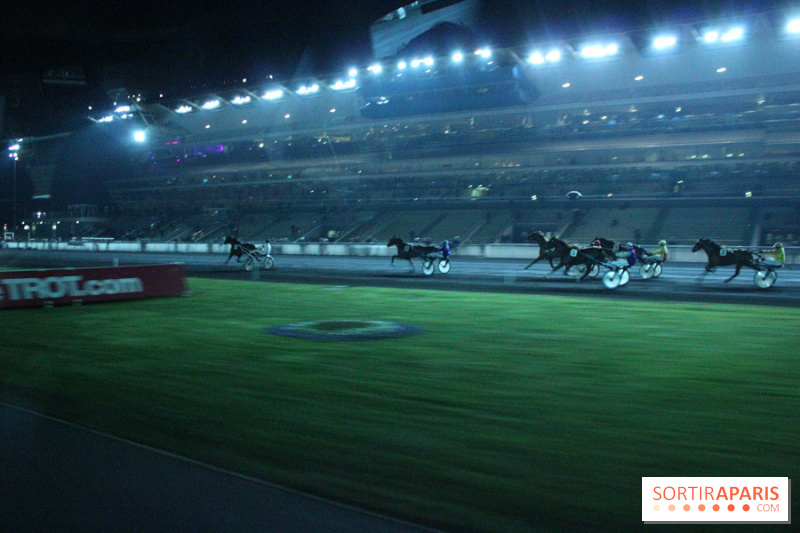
642, 477, 790, 524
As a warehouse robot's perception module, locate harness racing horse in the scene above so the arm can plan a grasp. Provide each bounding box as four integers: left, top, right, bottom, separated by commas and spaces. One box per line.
692, 237, 760, 282
528, 233, 578, 272
562, 244, 607, 280
387, 236, 437, 270
525, 231, 563, 270
224, 235, 256, 264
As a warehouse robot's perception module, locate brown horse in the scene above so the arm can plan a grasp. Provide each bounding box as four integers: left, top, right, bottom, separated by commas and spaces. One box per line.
224, 235, 256, 264
387, 236, 437, 269
691, 237, 760, 282
525, 231, 561, 270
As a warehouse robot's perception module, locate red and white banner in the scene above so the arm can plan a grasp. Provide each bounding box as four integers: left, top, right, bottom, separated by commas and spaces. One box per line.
0, 264, 186, 309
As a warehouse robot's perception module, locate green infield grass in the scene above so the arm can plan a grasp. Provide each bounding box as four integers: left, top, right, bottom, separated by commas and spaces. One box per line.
1, 278, 798, 532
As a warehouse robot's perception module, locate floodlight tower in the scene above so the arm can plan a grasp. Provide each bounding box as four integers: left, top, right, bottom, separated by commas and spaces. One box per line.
8, 143, 20, 229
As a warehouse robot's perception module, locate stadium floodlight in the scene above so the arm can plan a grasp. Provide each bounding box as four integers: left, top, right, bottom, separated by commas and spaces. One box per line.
262, 89, 283, 100
653, 35, 677, 49
703, 27, 744, 43
721, 27, 744, 42
175, 105, 192, 114
789, 19, 800, 34
98, 115, 114, 122
545, 50, 561, 62
8, 143, 20, 152
411, 58, 422, 68
452, 51, 464, 62
368, 63, 383, 73
424, 56, 434, 67
528, 49, 561, 65
202, 99, 220, 110
398, 60, 407, 70
475, 48, 492, 59
580, 43, 618, 58
528, 52, 545, 64
297, 84, 319, 95
331, 78, 357, 91
348, 68, 358, 77
133, 130, 146, 143
231, 95, 251, 105
115, 105, 131, 113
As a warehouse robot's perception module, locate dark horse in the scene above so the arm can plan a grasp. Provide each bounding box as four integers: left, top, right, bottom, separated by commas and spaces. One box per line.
525, 231, 564, 270
387, 236, 437, 269
692, 237, 760, 282
224, 235, 256, 264
534, 235, 605, 279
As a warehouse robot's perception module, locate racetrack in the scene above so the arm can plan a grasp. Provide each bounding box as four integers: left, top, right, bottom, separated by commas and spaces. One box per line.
3, 248, 799, 307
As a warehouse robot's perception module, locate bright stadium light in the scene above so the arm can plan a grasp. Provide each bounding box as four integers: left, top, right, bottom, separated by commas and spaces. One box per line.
368, 63, 383, 73
331, 78, 357, 91
411, 58, 422, 68
581, 43, 618, 58
262, 89, 283, 100
348, 68, 358, 77
545, 50, 561, 62
297, 84, 319, 95
424, 56, 434, 67
528, 52, 545, 64
475, 48, 491, 58
452, 51, 464, 62
231, 95, 251, 105
703, 27, 745, 43
528, 49, 561, 65
789, 19, 800, 34
653, 35, 677, 49
133, 130, 146, 143
202, 99, 220, 110
721, 27, 744, 42
115, 105, 131, 113
175, 105, 192, 114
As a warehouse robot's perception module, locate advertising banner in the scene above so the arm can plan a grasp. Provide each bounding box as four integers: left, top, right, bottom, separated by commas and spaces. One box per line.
0, 264, 186, 309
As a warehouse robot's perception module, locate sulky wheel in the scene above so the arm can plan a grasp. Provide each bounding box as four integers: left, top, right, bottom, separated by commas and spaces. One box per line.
619, 269, 631, 286
263, 256, 275, 270
244, 257, 255, 271
602, 270, 622, 289
438, 259, 451, 274
754, 269, 777, 289
653, 263, 663, 277
422, 260, 435, 276
589, 264, 601, 278
640, 263, 654, 279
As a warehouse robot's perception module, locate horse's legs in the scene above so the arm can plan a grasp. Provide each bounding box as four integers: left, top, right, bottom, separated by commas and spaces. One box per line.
524, 256, 542, 270
725, 264, 743, 282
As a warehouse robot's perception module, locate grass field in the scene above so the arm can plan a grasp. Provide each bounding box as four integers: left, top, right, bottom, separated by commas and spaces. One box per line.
1, 278, 798, 532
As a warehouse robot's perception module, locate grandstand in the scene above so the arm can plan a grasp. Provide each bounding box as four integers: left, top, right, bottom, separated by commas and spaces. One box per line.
4, 2, 800, 247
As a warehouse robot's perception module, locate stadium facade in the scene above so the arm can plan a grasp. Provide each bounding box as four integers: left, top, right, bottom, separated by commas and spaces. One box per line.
4, 1, 800, 247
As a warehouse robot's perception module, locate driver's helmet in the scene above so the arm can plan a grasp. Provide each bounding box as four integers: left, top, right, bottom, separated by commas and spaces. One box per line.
443, 240, 449, 245
775, 242, 783, 248
626, 242, 633, 248
659, 240, 667, 246
265, 238, 271, 243
592, 239, 601, 246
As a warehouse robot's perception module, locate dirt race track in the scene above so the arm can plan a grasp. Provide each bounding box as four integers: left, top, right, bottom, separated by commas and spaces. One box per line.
2, 248, 799, 307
